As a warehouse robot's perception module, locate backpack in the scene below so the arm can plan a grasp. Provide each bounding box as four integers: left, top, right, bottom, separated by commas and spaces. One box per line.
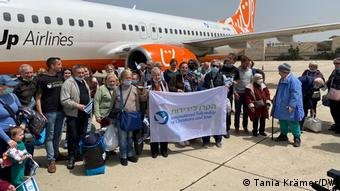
18, 107, 47, 139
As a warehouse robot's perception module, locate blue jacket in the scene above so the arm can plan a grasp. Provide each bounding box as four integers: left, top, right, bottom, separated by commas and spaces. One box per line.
272, 74, 304, 121
0, 93, 21, 143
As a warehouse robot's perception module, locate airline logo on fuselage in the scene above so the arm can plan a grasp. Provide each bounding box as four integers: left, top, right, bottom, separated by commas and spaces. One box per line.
0, 29, 74, 50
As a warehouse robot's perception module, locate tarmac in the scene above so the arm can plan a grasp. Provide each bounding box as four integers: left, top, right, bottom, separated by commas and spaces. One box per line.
33, 60, 340, 191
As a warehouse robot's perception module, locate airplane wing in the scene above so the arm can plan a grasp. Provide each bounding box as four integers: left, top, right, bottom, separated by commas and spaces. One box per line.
184, 23, 340, 48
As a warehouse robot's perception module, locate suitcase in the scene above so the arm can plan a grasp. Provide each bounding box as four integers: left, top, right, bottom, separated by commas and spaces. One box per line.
80, 132, 106, 176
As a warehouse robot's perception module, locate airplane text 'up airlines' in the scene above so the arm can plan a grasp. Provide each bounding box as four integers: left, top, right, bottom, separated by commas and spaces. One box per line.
1, 0, 340, 74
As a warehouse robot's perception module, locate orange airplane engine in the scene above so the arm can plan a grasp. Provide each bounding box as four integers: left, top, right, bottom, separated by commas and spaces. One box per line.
126, 44, 197, 71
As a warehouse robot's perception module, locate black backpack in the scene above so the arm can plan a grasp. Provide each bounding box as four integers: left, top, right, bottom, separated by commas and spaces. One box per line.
18, 107, 47, 139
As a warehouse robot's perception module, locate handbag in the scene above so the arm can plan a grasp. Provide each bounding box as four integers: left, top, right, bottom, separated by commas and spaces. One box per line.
303, 117, 322, 133
327, 75, 340, 101
118, 86, 142, 131
322, 94, 330, 107
254, 99, 266, 108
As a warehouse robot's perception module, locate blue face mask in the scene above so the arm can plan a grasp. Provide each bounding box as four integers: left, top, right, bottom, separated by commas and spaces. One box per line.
3, 87, 13, 94
211, 67, 219, 77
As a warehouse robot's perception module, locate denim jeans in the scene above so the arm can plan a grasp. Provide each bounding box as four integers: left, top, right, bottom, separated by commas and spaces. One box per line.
234, 93, 248, 129
117, 121, 135, 159
45, 111, 65, 161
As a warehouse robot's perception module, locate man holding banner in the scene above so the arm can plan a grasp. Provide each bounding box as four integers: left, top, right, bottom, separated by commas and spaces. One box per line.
149, 86, 227, 143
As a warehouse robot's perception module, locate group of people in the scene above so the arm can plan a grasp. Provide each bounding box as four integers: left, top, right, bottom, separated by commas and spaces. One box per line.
0, 54, 339, 191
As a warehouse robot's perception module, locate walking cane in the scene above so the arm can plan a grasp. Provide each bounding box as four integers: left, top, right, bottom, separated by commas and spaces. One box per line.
271, 117, 274, 140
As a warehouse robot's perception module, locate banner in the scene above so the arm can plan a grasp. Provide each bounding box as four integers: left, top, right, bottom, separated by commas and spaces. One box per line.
149, 86, 228, 142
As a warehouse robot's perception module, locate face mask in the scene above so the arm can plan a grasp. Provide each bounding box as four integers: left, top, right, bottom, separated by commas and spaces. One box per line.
131, 80, 138, 85
75, 77, 84, 81
107, 85, 115, 90
3, 88, 13, 94
153, 78, 162, 83
211, 67, 219, 77
122, 80, 132, 86
256, 79, 264, 85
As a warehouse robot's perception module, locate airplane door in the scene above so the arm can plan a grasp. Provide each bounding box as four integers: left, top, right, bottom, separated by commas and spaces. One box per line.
139, 23, 147, 39
150, 24, 158, 40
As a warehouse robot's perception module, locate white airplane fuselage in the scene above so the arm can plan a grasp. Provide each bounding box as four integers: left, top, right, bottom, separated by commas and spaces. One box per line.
0, 0, 244, 73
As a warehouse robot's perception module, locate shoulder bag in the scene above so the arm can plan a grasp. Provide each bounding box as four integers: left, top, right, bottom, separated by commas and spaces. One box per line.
119, 86, 142, 131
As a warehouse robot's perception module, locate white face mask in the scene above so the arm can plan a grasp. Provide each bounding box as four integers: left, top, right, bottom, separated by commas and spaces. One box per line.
256, 79, 264, 85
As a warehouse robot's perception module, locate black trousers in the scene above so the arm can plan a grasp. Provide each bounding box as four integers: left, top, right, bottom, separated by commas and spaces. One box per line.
329, 100, 340, 132
253, 117, 266, 133
226, 95, 233, 132
150, 142, 168, 155
66, 112, 89, 158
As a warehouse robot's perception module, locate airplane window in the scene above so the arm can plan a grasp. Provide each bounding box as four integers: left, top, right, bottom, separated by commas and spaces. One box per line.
3, 12, 11, 22
107, 22, 112, 29
187, 30, 190, 35
179, 29, 182, 35
174, 29, 177, 34
121, 24, 126, 30
214, 33, 217, 37
57, 17, 63, 25
211, 32, 214, 37
152, 27, 156, 32
17, 14, 25, 23
200, 31, 202, 36
183, 30, 186, 35
207, 32, 210, 37
169, 29, 173, 34
69, 19, 75, 26
195, 31, 198, 36
44, 16, 51, 24
78, 19, 84, 27
32, 15, 39, 24
141, 26, 145, 32
164, 28, 168, 34
135, 25, 139, 31
203, 32, 206, 36
129, 24, 133, 31
191, 31, 194, 35
88, 20, 94, 28
158, 27, 162, 33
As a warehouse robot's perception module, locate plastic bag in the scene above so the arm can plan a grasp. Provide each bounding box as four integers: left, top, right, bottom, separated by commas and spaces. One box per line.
103, 124, 118, 151
303, 117, 322, 133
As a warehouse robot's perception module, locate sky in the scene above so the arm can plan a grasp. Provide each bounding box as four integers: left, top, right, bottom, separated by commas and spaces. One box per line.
87, 0, 340, 42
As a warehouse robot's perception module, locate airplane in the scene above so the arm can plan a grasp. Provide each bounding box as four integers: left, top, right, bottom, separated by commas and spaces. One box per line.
1, 0, 340, 74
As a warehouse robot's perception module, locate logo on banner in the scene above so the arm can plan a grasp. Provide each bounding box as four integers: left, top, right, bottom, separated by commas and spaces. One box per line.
154, 111, 169, 125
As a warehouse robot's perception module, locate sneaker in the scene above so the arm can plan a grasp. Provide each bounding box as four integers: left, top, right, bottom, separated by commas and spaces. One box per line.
47, 161, 56, 173
259, 132, 267, 136
252, 131, 258, 137
215, 142, 222, 148
127, 156, 138, 163
275, 134, 288, 142
120, 158, 128, 166
293, 137, 301, 147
